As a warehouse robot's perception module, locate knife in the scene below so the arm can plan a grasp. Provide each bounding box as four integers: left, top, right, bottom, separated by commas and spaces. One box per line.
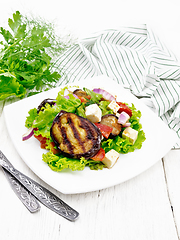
2, 167, 41, 213
0, 150, 79, 221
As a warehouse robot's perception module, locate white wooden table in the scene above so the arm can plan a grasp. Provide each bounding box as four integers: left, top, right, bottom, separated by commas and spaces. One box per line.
0, 1, 180, 239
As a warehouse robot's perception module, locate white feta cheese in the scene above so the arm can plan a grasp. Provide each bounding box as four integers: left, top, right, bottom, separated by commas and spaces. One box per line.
108, 100, 120, 114
116, 112, 120, 118
122, 127, 138, 144
102, 149, 120, 169
85, 104, 102, 123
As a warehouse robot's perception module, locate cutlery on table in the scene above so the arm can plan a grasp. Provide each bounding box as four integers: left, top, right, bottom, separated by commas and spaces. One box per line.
2, 167, 41, 213
0, 150, 79, 221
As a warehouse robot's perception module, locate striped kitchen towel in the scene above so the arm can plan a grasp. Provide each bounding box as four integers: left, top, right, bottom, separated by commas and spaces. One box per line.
55, 24, 180, 147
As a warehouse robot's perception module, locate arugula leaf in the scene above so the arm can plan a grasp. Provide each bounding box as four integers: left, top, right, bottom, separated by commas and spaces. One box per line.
0, 11, 72, 101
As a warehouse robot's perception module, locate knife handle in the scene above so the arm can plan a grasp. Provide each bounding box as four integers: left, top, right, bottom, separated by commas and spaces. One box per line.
0, 151, 79, 221
2, 167, 41, 213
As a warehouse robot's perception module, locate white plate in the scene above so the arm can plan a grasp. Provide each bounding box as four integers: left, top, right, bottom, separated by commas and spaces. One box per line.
3, 75, 178, 194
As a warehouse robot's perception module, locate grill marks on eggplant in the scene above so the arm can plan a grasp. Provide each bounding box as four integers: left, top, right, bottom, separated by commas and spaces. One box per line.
50, 111, 102, 159
65, 115, 86, 154
37, 98, 56, 113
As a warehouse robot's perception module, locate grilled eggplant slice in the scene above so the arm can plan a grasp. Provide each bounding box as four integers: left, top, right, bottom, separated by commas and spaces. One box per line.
100, 114, 121, 137
73, 89, 91, 99
37, 98, 56, 113
50, 111, 102, 159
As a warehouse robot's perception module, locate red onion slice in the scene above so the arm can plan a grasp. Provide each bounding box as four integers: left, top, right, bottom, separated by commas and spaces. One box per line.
93, 88, 116, 101
22, 127, 34, 141
73, 94, 78, 99
64, 89, 69, 96
64, 95, 69, 99
123, 122, 131, 127
118, 111, 130, 125
64, 89, 78, 99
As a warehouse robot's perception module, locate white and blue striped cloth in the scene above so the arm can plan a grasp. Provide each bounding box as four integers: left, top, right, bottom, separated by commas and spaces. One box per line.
55, 25, 180, 147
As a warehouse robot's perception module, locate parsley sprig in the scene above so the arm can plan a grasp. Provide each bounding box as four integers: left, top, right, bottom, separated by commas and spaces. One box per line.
0, 11, 72, 100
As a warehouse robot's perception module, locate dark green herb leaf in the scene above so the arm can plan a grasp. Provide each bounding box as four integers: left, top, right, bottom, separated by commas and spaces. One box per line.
0, 11, 72, 101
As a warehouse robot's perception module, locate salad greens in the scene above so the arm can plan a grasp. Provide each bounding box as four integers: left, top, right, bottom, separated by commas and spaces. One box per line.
101, 104, 145, 154
25, 86, 146, 172
0, 11, 72, 101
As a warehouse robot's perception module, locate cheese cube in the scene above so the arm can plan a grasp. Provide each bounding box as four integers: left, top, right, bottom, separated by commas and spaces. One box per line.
85, 104, 102, 123
102, 149, 120, 169
122, 127, 138, 144
116, 112, 120, 118
108, 100, 120, 114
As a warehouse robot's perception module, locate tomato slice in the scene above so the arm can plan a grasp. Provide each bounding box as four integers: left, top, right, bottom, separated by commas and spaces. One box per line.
116, 102, 132, 117
94, 123, 113, 138
49, 142, 60, 155
77, 95, 91, 103
34, 134, 47, 149
77, 96, 87, 103
91, 148, 105, 161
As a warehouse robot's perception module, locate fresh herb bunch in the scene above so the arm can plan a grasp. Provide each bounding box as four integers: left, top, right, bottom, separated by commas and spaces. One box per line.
0, 11, 71, 101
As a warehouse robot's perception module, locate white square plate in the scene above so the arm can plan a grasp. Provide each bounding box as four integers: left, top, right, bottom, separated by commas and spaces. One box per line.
3, 75, 178, 194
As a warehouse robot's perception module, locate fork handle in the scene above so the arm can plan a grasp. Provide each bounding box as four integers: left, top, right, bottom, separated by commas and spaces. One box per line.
0, 151, 79, 221
2, 167, 41, 213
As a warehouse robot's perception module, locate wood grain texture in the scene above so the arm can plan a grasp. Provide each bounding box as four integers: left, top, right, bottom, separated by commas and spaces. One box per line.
0, 1, 180, 239
58, 160, 178, 240
163, 150, 180, 239
0, 99, 180, 240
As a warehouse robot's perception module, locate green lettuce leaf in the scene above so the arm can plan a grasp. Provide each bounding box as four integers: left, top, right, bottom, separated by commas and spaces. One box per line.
25, 108, 38, 128
56, 93, 81, 113
75, 103, 86, 118
83, 88, 102, 104
42, 152, 104, 171
99, 100, 113, 116
101, 103, 146, 153
33, 104, 60, 138
101, 130, 146, 154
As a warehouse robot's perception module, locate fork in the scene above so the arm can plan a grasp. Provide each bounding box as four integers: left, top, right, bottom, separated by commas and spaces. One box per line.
2, 167, 41, 212
0, 150, 79, 221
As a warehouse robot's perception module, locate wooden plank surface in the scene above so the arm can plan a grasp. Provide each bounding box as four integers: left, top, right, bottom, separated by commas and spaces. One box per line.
163, 150, 180, 239
59, 159, 179, 240
0, 104, 179, 239
0, 1, 180, 239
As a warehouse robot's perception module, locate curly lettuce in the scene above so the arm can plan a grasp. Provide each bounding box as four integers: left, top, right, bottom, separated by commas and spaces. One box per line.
42, 152, 104, 171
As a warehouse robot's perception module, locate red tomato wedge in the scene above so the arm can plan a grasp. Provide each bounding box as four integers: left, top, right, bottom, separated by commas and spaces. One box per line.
116, 102, 132, 117
91, 148, 105, 161
94, 123, 113, 138
77, 95, 91, 103
34, 134, 47, 149
77, 96, 87, 103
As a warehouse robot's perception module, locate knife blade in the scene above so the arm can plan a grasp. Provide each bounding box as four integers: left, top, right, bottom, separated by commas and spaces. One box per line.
0, 150, 79, 221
